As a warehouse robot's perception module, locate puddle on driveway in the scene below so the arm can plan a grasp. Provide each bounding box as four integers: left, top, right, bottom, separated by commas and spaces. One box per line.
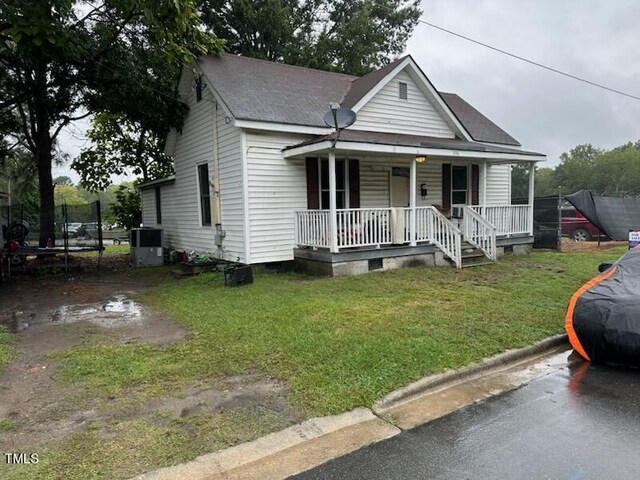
52, 294, 144, 328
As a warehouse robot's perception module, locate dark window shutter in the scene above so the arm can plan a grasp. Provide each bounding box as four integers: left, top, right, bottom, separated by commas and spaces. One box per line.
348, 159, 360, 208
442, 163, 451, 210
305, 157, 320, 209
471, 164, 480, 205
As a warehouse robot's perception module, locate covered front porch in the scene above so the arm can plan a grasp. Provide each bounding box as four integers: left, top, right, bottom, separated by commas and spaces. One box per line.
284, 131, 542, 271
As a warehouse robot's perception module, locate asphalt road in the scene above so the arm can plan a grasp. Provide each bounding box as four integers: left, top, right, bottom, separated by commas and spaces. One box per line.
291, 361, 640, 480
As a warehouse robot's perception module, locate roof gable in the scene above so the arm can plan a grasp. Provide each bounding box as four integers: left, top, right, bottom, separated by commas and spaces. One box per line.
340, 56, 407, 109
342, 56, 472, 141
351, 66, 456, 138
194, 54, 522, 146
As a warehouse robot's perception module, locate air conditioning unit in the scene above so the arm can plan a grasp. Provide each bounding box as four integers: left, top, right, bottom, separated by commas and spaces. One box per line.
130, 228, 164, 267
452, 206, 464, 219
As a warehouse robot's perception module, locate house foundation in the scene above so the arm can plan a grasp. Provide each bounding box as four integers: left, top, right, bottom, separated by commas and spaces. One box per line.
294, 236, 533, 277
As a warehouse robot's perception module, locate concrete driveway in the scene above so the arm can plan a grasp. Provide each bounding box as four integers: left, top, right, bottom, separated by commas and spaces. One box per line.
291, 361, 640, 480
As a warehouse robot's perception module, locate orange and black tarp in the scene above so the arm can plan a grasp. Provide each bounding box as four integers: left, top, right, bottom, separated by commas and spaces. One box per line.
565, 247, 640, 365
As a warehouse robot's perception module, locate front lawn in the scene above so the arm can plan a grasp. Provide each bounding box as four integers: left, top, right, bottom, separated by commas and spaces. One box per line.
59, 247, 624, 415
6, 246, 624, 479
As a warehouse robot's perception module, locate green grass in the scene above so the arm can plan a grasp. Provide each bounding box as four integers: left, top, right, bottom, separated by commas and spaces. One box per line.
57, 247, 625, 416
73, 243, 130, 257
3, 407, 290, 480
0, 417, 14, 431
10, 247, 625, 480
0, 325, 14, 371
101, 243, 129, 255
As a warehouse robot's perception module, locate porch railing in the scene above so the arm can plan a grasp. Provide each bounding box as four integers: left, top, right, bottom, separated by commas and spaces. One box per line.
294, 210, 331, 249
405, 206, 433, 243
462, 207, 497, 261
336, 208, 392, 248
295, 206, 462, 268
468, 205, 532, 236
295, 205, 533, 265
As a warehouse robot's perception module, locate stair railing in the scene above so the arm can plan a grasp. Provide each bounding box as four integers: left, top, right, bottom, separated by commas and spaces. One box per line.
426, 207, 462, 268
462, 206, 497, 261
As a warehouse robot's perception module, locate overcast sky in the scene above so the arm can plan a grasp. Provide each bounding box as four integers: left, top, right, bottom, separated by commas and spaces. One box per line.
406, 0, 640, 166
56, 0, 640, 181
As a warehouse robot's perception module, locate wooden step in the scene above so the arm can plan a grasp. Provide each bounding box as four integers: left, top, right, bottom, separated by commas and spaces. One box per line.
440, 242, 495, 268
461, 249, 484, 259
461, 255, 494, 267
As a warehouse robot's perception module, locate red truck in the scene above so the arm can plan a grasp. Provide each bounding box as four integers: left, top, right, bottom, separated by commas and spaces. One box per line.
561, 207, 605, 241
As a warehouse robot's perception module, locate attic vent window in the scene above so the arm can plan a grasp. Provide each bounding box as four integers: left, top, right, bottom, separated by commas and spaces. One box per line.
399, 81, 408, 100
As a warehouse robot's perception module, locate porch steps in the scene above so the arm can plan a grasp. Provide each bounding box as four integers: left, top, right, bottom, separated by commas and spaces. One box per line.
459, 242, 495, 268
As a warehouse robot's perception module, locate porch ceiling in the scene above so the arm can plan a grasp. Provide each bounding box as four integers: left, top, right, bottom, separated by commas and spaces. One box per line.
282, 130, 546, 163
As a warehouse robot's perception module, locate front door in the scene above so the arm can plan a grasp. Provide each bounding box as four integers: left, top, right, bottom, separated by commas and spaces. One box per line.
390, 167, 410, 207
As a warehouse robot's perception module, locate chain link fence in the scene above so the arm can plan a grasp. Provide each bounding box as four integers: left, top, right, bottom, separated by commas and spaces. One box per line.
2, 201, 105, 249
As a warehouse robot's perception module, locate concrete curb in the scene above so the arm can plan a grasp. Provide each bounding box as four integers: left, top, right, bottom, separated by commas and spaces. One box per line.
134, 334, 569, 480
373, 333, 569, 412
134, 408, 398, 480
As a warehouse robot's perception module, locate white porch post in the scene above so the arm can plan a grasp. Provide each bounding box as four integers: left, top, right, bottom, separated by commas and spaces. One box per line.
410, 157, 417, 246
328, 149, 339, 253
481, 161, 488, 205
528, 161, 535, 235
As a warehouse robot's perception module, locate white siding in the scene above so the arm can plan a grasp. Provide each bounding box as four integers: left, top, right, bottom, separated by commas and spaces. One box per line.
217, 106, 245, 261
160, 89, 214, 251
245, 130, 310, 263
418, 160, 445, 207
360, 159, 390, 208
359, 158, 446, 208
352, 69, 455, 138
485, 164, 511, 205
140, 88, 245, 261
141, 188, 156, 226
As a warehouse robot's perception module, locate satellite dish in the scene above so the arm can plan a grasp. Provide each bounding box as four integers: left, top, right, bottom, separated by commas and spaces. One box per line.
323, 107, 357, 130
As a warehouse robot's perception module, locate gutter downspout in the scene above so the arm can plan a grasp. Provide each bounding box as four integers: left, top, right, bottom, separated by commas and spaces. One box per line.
211, 101, 224, 255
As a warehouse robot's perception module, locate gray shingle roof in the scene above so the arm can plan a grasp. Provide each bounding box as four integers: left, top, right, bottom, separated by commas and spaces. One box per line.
198, 54, 355, 128
198, 54, 522, 146
440, 93, 520, 146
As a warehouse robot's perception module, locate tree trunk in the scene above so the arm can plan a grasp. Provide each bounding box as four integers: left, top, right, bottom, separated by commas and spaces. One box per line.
37, 144, 55, 248
33, 62, 56, 248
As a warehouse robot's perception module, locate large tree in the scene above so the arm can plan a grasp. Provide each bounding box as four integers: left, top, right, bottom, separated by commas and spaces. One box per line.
534, 167, 557, 197
199, 0, 422, 75
72, 24, 190, 191
72, 112, 175, 192
529, 141, 640, 198
0, 0, 218, 246
73, 0, 421, 198
552, 144, 602, 194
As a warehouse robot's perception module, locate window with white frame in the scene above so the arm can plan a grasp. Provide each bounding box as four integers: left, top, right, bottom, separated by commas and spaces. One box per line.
451, 165, 468, 205
197, 163, 212, 226
320, 158, 347, 209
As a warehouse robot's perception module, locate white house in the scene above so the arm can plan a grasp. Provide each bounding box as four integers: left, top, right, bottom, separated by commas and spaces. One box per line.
140, 54, 545, 275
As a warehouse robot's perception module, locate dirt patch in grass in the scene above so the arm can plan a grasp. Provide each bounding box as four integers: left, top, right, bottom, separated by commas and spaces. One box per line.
560, 238, 627, 253
1, 269, 302, 479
